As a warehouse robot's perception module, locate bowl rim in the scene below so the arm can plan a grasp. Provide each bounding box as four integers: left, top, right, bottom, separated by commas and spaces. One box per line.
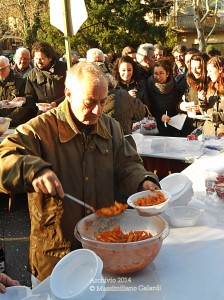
127, 190, 171, 210
0, 117, 12, 122
50, 249, 101, 297
74, 210, 169, 248
165, 206, 201, 220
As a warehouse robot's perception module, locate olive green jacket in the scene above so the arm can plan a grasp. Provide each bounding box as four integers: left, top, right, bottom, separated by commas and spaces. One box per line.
25, 60, 67, 106
0, 99, 159, 281
0, 70, 37, 126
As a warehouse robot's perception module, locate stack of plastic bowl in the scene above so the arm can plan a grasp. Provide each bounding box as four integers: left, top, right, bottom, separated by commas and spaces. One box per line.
1, 286, 32, 299
50, 249, 105, 300
160, 173, 193, 207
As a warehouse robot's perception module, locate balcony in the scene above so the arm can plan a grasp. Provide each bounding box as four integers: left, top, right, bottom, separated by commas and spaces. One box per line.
170, 14, 224, 32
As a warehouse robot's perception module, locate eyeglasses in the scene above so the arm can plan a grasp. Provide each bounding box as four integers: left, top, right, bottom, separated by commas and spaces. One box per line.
154, 72, 166, 76
0, 65, 9, 72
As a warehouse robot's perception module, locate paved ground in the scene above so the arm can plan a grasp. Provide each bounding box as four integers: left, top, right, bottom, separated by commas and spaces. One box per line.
0, 193, 31, 287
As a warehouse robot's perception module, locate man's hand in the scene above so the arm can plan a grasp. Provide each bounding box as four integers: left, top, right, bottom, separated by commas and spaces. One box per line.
142, 180, 160, 191
0, 273, 20, 294
32, 169, 64, 198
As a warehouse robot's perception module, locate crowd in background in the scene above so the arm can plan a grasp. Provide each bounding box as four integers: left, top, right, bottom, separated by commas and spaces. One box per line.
0, 40, 224, 139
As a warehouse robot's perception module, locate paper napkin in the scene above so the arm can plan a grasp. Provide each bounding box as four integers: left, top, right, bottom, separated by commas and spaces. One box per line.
169, 114, 187, 130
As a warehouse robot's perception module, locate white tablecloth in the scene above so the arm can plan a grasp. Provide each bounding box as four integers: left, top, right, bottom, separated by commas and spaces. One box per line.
32, 206, 224, 300
135, 135, 204, 162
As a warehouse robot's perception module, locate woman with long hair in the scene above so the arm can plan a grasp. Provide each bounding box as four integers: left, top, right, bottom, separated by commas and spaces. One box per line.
182, 53, 209, 127
198, 56, 224, 136
113, 55, 147, 102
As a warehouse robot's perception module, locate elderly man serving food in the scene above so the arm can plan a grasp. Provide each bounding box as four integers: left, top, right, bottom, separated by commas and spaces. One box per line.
0, 62, 159, 287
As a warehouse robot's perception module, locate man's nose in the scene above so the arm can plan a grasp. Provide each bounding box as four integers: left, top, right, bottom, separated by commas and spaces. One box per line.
92, 104, 102, 115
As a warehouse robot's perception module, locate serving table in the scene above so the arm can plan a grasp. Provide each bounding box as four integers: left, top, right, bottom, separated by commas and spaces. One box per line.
135, 136, 204, 177
32, 206, 224, 300
29, 151, 224, 299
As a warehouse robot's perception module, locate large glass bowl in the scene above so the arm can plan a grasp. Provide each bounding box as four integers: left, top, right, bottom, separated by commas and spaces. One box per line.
74, 210, 169, 275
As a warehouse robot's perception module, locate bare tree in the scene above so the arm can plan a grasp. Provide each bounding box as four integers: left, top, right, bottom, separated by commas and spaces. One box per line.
192, 0, 220, 51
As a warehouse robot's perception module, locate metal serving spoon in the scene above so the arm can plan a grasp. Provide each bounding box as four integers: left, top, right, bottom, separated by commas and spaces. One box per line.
64, 193, 95, 212
64, 193, 128, 217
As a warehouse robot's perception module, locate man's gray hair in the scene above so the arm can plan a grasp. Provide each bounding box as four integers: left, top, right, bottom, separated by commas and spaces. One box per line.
0, 56, 9, 66
65, 61, 107, 89
86, 48, 105, 63
15, 47, 31, 58
137, 43, 154, 57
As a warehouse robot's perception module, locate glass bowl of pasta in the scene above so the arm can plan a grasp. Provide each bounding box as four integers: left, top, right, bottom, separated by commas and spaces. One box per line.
127, 190, 171, 217
74, 210, 169, 275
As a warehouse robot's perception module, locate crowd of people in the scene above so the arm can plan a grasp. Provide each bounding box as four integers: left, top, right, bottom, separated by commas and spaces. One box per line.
1, 41, 223, 137
0, 40, 223, 293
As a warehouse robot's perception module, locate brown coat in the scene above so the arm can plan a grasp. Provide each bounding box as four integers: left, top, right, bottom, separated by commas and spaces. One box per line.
0, 99, 159, 281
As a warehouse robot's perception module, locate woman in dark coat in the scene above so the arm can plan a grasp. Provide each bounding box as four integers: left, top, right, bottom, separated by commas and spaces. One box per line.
113, 55, 148, 104
147, 58, 194, 137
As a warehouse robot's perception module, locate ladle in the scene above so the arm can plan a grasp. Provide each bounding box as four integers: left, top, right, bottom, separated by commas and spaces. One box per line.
64, 193, 95, 212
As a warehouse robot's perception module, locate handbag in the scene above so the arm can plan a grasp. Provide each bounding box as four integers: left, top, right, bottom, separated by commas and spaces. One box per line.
132, 106, 159, 135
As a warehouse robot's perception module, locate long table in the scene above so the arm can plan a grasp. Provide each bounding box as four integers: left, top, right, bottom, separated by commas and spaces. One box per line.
31, 152, 224, 299
134, 135, 205, 177
32, 207, 224, 300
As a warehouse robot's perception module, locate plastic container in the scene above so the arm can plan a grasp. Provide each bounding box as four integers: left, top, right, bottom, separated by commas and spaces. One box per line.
1, 286, 32, 299
74, 210, 169, 275
0, 117, 11, 136
36, 103, 51, 112
127, 190, 171, 216
160, 173, 193, 207
50, 249, 104, 300
165, 206, 201, 227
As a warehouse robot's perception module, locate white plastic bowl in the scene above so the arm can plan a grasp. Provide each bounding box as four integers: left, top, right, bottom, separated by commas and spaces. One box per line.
0, 117, 11, 136
127, 190, 171, 216
36, 103, 51, 112
50, 249, 104, 300
160, 173, 193, 207
165, 206, 201, 227
22, 293, 52, 300
160, 173, 188, 197
1, 286, 32, 299
169, 179, 193, 205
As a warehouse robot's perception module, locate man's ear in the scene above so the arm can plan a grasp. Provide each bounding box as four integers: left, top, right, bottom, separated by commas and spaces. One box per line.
65, 87, 72, 101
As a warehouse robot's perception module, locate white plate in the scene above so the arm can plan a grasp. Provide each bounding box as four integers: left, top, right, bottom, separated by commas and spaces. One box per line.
194, 115, 211, 120
8, 101, 24, 107
160, 173, 188, 196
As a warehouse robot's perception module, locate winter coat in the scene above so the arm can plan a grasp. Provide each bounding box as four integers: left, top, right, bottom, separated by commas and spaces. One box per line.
199, 85, 224, 135
147, 75, 194, 136
104, 88, 146, 135
25, 60, 67, 106
116, 79, 148, 104
0, 70, 37, 126
0, 99, 159, 281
